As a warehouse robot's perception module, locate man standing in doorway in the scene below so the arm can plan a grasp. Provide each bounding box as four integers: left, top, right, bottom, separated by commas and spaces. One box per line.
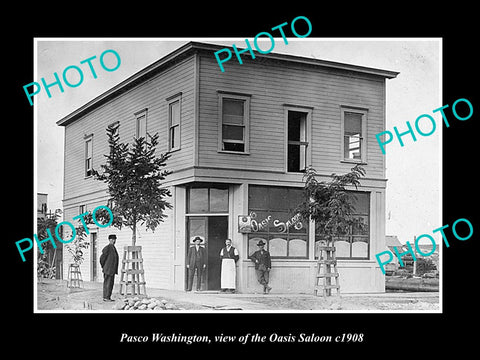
220, 239, 239, 293
250, 240, 272, 294
186, 236, 207, 292
100, 234, 119, 301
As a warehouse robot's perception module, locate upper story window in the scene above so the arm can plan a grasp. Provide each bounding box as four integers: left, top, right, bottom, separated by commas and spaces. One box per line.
341, 107, 367, 163
135, 109, 147, 140
218, 92, 250, 154
84, 135, 93, 177
286, 108, 311, 172
167, 94, 181, 151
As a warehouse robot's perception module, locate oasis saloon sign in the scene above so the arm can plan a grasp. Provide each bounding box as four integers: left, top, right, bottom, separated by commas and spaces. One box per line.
238, 212, 303, 233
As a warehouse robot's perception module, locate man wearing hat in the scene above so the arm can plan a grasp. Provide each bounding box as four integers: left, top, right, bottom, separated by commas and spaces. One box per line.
100, 234, 119, 301
186, 236, 207, 291
249, 240, 272, 294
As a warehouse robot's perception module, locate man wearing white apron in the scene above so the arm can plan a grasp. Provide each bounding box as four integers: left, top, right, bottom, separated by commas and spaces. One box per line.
220, 239, 239, 293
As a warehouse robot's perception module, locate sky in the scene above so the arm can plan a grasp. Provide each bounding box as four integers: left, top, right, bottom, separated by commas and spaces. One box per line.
35, 38, 441, 245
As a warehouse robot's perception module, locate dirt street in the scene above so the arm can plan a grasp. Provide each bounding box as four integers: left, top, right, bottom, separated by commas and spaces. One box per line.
36, 278, 440, 311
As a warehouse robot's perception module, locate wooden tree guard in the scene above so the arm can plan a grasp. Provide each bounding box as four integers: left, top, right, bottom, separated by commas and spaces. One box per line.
314, 242, 340, 297
119, 246, 147, 296
67, 263, 83, 288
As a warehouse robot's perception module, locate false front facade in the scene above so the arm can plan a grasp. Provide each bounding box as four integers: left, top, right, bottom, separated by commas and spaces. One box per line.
57, 41, 398, 293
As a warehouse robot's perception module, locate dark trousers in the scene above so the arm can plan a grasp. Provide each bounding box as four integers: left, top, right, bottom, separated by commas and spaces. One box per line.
187, 263, 204, 291
103, 273, 115, 299
255, 269, 270, 288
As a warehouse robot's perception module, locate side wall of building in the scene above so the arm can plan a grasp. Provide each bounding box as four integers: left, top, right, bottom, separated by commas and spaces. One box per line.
62, 54, 197, 286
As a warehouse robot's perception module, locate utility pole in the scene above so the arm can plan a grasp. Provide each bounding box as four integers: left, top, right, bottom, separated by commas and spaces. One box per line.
413, 235, 417, 275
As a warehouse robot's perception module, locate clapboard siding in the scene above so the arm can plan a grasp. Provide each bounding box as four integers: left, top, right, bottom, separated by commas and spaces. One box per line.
197, 53, 386, 179
63, 55, 196, 203
62, 189, 174, 288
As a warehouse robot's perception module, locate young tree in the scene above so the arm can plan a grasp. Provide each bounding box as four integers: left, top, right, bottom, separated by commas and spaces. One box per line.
93, 125, 172, 246
37, 211, 90, 280
296, 164, 366, 246
37, 215, 60, 280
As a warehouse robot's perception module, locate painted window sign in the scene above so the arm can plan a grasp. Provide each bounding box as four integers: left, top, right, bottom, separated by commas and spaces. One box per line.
249, 211, 303, 233
247, 185, 308, 258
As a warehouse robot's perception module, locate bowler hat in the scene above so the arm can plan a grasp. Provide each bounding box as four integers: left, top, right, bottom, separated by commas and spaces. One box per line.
193, 236, 203, 243
257, 240, 266, 246
108, 234, 117, 240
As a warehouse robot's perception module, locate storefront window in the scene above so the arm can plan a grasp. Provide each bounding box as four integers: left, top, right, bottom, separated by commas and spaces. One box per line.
314, 191, 370, 260
248, 185, 308, 259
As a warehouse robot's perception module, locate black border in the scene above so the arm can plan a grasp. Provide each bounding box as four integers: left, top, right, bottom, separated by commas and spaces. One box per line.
8, 7, 478, 354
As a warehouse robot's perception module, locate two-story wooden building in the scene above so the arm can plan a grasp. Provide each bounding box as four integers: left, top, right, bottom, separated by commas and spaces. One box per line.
57, 41, 398, 294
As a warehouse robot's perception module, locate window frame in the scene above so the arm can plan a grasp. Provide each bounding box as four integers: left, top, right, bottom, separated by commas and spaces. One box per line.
167, 93, 182, 152
218, 92, 251, 154
84, 134, 93, 178
186, 185, 229, 215
340, 106, 368, 164
284, 105, 312, 173
314, 191, 370, 260
134, 108, 148, 140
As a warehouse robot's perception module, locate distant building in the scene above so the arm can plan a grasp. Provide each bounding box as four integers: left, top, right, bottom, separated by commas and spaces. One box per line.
37, 193, 48, 219
385, 235, 402, 274
385, 235, 439, 275
415, 243, 439, 271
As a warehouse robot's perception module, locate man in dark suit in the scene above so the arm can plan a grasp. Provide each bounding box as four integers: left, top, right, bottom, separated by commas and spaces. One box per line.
186, 236, 207, 291
100, 234, 119, 301
249, 240, 272, 294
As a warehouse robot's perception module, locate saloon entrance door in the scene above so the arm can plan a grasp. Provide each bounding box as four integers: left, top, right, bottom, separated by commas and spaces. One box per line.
186, 216, 228, 291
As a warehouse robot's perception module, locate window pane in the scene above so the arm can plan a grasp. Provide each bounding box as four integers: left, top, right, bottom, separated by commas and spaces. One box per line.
248, 236, 267, 257
250, 210, 270, 232
170, 125, 180, 149
289, 238, 307, 257
249, 186, 269, 209
352, 237, 369, 258
352, 215, 369, 235
223, 98, 244, 116
288, 144, 307, 172
288, 144, 300, 172
170, 101, 180, 126
335, 238, 351, 258
137, 115, 146, 139
350, 192, 369, 213
288, 115, 301, 141
288, 218, 307, 234
269, 187, 288, 210
288, 111, 306, 141
188, 188, 208, 213
86, 140, 92, 158
269, 237, 287, 257
223, 114, 244, 125
344, 112, 362, 135
223, 125, 244, 141
344, 135, 361, 159
188, 218, 206, 244
223, 142, 245, 152
288, 188, 303, 209
210, 188, 228, 213
269, 210, 289, 233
